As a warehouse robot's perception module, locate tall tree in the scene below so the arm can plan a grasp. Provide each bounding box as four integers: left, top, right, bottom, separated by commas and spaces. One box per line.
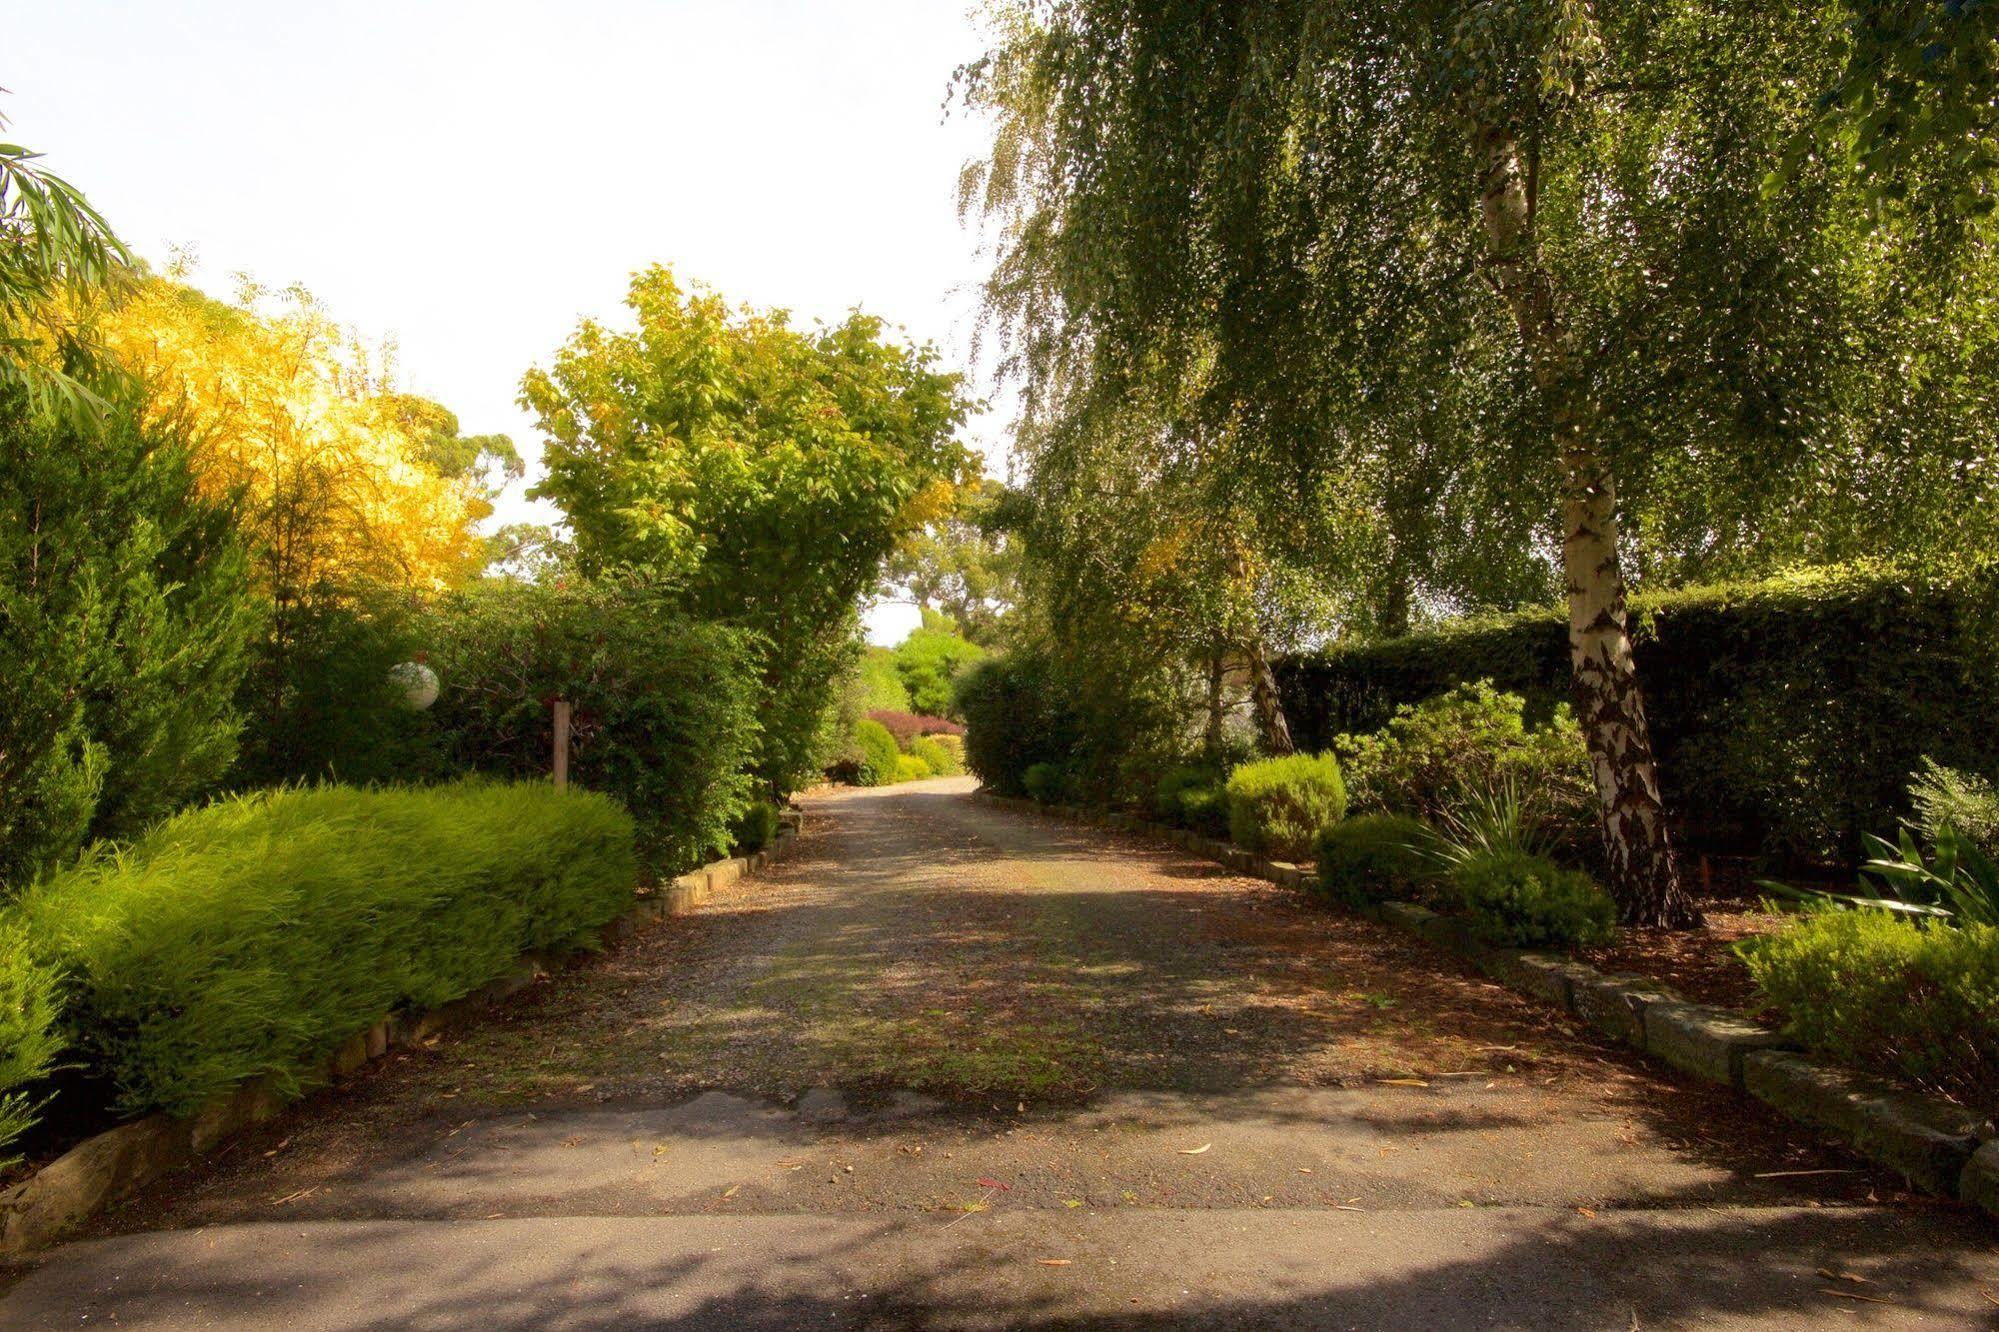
961, 2, 1999, 924
523, 265, 976, 792
0, 134, 128, 417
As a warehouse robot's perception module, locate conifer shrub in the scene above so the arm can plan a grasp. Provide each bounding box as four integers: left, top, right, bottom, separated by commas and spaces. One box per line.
1314, 814, 1435, 906
20, 781, 636, 1118
0, 918, 63, 1164
1225, 753, 1348, 860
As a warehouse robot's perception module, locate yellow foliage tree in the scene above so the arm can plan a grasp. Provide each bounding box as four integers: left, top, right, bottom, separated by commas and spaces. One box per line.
98, 274, 487, 600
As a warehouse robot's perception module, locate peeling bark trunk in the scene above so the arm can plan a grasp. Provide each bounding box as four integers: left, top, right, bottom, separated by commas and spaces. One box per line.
1245, 636, 1296, 757
1473, 125, 1699, 928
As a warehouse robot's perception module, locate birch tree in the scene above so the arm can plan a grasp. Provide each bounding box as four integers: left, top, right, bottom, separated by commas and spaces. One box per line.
959, 2, 1998, 924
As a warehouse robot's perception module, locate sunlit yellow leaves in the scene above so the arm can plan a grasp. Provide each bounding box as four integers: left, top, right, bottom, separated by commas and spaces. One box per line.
99, 278, 486, 596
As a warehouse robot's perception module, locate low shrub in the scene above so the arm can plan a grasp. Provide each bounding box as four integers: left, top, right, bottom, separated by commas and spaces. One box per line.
1447, 848, 1616, 948
21, 781, 637, 1118
1314, 814, 1435, 907
1743, 910, 1999, 1113
909, 734, 963, 776
1023, 761, 1068, 804
866, 710, 966, 747
1333, 682, 1594, 844
1225, 753, 1348, 860
853, 720, 901, 787
1153, 764, 1229, 836
895, 753, 933, 782
0, 918, 63, 1165
731, 800, 780, 852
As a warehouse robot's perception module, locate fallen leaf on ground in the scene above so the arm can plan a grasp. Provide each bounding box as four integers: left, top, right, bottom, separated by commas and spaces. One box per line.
1816, 1268, 1869, 1285
1036, 1258, 1072, 1267
976, 1177, 1012, 1190
721, 1184, 741, 1199
1177, 1143, 1212, 1155
1576, 1206, 1597, 1218
1063, 1199, 1084, 1208
1379, 1078, 1430, 1088
1819, 1290, 1893, 1305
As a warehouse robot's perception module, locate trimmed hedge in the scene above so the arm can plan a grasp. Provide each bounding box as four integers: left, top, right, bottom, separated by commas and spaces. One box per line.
419, 577, 761, 875
20, 781, 637, 1118
957, 654, 1074, 797
1744, 910, 1999, 1112
1225, 753, 1348, 860
1314, 814, 1435, 907
1278, 566, 1999, 864
894, 753, 934, 782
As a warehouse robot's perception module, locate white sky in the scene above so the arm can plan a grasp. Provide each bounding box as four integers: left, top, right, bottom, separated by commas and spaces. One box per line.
3, 0, 1008, 644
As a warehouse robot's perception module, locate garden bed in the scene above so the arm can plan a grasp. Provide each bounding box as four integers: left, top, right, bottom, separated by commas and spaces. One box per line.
1579, 895, 1789, 1015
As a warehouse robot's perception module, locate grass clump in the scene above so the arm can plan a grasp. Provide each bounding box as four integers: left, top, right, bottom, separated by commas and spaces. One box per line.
22, 781, 636, 1118
1314, 814, 1434, 907
1225, 753, 1347, 860
1743, 909, 1999, 1112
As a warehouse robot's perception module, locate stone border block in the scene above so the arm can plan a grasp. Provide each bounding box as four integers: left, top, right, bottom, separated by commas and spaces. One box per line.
1572, 973, 1677, 1048
1960, 1140, 1999, 1216
1644, 1002, 1796, 1088
1743, 1051, 1982, 1195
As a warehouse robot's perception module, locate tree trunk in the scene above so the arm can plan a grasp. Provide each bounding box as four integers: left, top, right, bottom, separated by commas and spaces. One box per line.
1473, 125, 1699, 928
1203, 648, 1226, 758
1244, 635, 1296, 757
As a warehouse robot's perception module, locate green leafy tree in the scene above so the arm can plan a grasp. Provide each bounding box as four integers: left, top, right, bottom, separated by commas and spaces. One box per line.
0, 133, 129, 418
878, 477, 1021, 649
961, 2, 1999, 924
0, 380, 259, 891
522, 266, 975, 792
892, 610, 989, 717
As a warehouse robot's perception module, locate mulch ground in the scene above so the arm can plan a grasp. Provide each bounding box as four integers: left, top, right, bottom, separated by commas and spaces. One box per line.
1580, 895, 1791, 1016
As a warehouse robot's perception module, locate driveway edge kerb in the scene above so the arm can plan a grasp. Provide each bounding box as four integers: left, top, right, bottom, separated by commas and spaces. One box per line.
0, 814, 806, 1259
979, 790, 1997, 1220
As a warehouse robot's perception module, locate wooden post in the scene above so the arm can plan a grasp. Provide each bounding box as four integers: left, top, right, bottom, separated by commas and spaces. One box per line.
552, 699, 571, 791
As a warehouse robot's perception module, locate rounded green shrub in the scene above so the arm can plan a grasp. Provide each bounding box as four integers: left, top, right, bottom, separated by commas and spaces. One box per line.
853, 719, 900, 788
1155, 764, 1221, 825
1447, 848, 1615, 948
895, 753, 934, 782
910, 734, 962, 776
1225, 753, 1348, 860
1023, 761, 1067, 804
1314, 814, 1435, 906
1743, 909, 1998, 1110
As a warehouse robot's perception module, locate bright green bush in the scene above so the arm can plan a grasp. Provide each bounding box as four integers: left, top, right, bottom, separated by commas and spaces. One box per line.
1314, 814, 1435, 907
1333, 682, 1594, 843
1447, 848, 1616, 948
895, 753, 933, 782
910, 734, 962, 776
1743, 910, 1999, 1111
1023, 761, 1068, 803
854, 719, 901, 787
731, 800, 780, 852
21, 781, 637, 1118
0, 917, 63, 1164
1225, 753, 1348, 860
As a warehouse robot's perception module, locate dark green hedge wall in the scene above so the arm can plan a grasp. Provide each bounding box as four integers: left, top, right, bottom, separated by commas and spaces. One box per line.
1277, 567, 1999, 865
